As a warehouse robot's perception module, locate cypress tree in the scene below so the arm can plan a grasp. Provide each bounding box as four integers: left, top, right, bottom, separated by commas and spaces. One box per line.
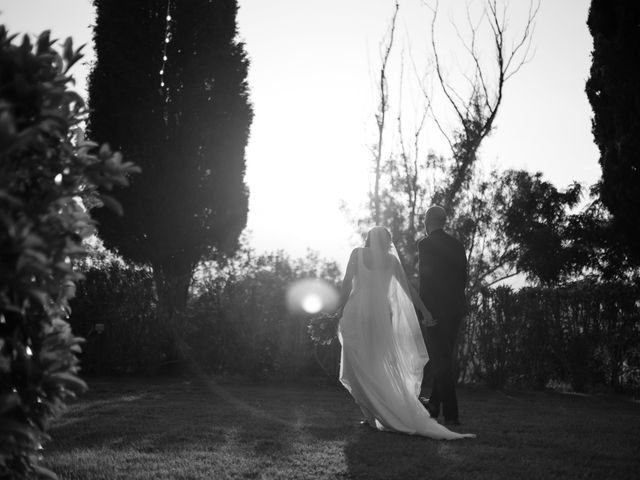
88, 0, 252, 320
586, 0, 640, 261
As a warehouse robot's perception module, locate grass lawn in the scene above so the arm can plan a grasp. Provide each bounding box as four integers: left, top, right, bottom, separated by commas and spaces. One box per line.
44, 377, 640, 479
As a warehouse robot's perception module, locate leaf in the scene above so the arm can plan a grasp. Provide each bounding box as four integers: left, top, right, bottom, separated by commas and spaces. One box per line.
26, 288, 49, 307
0, 109, 17, 137
76, 139, 99, 150
0, 189, 23, 208
33, 464, 59, 480
0, 419, 37, 443
62, 37, 73, 63
36, 30, 53, 55
16, 255, 50, 277
0, 393, 21, 414
24, 249, 49, 265
99, 194, 123, 216
20, 33, 32, 52
65, 91, 85, 109
47, 372, 88, 393
99, 143, 112, 157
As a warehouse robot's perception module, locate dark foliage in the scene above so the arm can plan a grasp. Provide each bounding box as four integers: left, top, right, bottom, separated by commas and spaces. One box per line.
496, 170, 638, 284
0, 26, 137, 479
186, 249, 341, 379
70, 261, 162, 375
68, 246, 341, 379
88, 0, 253, 317
496, 170, 583, 285
586, 0, 640, 263
461, 282, 640, 392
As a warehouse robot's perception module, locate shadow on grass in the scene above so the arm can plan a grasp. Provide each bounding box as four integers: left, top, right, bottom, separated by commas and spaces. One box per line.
338, 385, 640, 480
46, 378, 640, 480
50, 378, 303, 458
344, 418, 474, 479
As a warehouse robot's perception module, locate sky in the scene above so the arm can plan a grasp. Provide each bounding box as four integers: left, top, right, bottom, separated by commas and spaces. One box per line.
0, 0, 599, 270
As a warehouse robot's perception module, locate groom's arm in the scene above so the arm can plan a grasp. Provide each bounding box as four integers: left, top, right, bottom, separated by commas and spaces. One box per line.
418, 238, 434, 286
390, 256, 435, 326
418, 238, 437, 312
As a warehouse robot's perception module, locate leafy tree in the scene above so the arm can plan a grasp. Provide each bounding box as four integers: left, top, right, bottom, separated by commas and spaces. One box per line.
0, 27, 137, 478
586, 0, 640, 262
495, 170, 583, 285
564, 188, 636, 280
88, 0, 253, 326
497, 170, 638, 284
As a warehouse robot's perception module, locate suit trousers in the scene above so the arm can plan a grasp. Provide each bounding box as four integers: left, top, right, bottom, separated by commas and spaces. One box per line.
423, 315, 462, 421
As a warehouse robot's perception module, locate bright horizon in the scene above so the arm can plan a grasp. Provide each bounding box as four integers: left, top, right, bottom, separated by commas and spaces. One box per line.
0, 0, 599, 270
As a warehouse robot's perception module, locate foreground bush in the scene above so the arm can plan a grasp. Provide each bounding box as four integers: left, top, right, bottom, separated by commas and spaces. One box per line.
0, 27, 137, 478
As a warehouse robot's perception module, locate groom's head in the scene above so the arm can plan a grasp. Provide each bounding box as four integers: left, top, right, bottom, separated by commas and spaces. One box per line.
424, 206, 446, 235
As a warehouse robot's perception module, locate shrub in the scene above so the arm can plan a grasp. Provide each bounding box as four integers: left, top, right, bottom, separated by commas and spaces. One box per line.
69, 260, 162, 375
66, 245, 342, 380
0, 27, 137, 478
188, 247, 342, 378
470, 286, 522, 388
462, 281, 640, 392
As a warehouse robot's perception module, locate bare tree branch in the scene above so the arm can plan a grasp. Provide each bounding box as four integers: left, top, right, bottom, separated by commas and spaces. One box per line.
485, 269, 520, 288
423, 0, 539, 213
372, 1, 400, 224
428, 0, 467, 126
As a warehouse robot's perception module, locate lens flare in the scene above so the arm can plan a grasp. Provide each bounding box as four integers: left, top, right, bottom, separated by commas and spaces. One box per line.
286, 278, 339, 315
301, 294, 323, 314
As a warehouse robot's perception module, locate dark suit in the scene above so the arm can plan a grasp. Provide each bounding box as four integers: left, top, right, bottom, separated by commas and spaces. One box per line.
418, 229, 468, 421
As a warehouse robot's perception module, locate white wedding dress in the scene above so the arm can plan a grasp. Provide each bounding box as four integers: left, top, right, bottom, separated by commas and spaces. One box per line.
338, 229, 474, 440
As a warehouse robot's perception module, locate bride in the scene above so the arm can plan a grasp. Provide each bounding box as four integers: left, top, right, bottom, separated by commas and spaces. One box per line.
336, 226, 474, 440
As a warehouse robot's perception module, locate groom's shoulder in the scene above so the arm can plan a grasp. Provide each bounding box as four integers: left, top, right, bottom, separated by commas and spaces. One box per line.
444, 231, 464, 247
417, 235, 433, 253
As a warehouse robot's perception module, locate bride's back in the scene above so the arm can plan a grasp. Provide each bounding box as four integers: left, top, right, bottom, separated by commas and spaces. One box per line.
359, 247, 393, 272
354, 247, 394, 294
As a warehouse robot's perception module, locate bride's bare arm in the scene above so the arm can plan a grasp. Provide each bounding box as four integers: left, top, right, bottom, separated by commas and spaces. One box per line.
337, 249, 358, 313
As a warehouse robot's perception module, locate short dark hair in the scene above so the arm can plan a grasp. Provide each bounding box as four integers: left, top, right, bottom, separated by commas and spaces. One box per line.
424, 205, 446, 229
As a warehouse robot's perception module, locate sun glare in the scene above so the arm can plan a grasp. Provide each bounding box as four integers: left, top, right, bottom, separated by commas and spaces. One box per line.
285, 278, 339, 315
301, 293, 323, 314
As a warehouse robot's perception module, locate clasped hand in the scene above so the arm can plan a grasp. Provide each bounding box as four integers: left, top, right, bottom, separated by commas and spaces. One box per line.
416, 305, 437, 327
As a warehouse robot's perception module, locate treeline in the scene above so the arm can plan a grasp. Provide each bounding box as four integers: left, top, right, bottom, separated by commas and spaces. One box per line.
70, 251, 640, 394
460, 283, 640, 393
70, 247, 341, 379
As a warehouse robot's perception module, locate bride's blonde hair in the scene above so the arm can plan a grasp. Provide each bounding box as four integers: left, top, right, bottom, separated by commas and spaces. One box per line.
364, 226, 392, 251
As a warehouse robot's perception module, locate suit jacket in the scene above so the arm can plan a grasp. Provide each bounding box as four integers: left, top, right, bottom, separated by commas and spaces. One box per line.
418, 229, 468, 320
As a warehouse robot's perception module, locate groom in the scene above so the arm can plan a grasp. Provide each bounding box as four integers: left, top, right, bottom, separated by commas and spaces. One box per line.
417, 206, 468, 426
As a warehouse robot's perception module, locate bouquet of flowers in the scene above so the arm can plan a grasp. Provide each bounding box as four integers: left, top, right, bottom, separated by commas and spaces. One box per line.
307, 312, 340, 345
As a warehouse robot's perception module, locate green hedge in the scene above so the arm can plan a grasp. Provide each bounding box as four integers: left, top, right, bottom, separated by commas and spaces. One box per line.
70, 250, 342, 379
69, 249, 640, 394
69, 261, 163, 375
460, 281, 640, 392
